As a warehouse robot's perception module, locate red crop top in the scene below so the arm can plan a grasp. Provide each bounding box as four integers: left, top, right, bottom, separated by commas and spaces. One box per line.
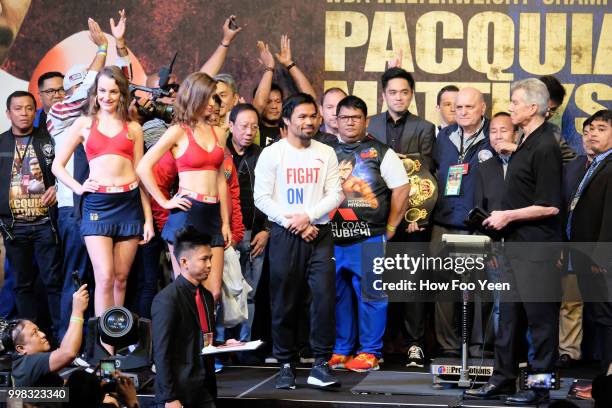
85, 118, 134, 162
175, 125, 224, 172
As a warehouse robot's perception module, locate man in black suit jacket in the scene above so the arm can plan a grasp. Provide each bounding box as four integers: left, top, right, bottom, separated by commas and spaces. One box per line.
152, 227, 217, 408
474, 112, 518, 213
473, 112, 518, 341
366, 67, 435, 367
367, 67, 436, 171
556, 118, 595, 368
568, 109, 612, 377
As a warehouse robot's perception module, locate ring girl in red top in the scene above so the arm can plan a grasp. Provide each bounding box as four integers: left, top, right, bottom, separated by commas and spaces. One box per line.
137, 72, 231, 301
52, 66, 154, 326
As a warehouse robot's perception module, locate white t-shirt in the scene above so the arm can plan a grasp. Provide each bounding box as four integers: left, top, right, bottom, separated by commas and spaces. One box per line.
380, 149, 410, 189
254, 138, 344, 228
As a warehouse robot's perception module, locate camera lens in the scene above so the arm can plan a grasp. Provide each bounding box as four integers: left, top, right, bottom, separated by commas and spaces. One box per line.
99, 307, 139, 348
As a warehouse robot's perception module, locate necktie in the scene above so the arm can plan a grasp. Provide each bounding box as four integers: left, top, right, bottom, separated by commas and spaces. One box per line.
195, 288, 210, 333
566, 157, 600, 240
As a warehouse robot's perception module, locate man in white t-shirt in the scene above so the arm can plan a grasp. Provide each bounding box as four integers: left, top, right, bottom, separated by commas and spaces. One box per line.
254, 93, 344, 390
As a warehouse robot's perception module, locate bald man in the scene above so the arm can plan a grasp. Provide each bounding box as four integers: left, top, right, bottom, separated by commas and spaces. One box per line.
430, 87, 496, 356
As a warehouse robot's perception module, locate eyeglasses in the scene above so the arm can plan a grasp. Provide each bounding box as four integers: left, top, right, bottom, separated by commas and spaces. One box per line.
337, 115, 364, 123
40, 88, 65, 96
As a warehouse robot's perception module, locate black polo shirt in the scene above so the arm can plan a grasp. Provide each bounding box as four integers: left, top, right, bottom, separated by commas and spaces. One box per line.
385, 111, 409, 152
258, 122, 280, 147
502, 121, 562, 246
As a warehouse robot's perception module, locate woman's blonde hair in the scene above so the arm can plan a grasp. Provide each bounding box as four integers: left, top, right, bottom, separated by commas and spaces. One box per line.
173, 72, 217, 127
87, 66, 131, 122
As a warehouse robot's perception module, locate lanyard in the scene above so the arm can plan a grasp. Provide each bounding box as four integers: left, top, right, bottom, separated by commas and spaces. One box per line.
15, 136, 33, 174
458, 122, 484, 163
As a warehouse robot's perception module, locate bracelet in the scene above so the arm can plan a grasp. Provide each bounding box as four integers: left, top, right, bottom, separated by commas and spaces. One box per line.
386, 224, 396, 232
264, 67, 274, 73
98, 44, 108, 52
70, 316, 84, 324
286, 62, 297, 71
96, 51, 107, 56
220, 42, 230, 48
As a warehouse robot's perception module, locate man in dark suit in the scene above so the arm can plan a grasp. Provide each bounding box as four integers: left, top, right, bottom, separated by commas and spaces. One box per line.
152, 227, 217, 408
366, 67, 435, 368
557, 117, 596, 369
568, 109, 612, 381
431, 87, 495, 358
367, 67, 436, 171
474, 112, 519, 338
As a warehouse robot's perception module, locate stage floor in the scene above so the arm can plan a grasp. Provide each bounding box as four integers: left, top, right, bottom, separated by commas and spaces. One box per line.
135, 361, 597, 408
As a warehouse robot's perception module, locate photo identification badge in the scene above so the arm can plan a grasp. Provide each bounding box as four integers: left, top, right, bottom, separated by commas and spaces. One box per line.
445, 164, 466, 196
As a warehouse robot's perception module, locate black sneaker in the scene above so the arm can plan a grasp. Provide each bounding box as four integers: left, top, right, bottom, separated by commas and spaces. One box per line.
307, 361, 341, 388
275, 363, 296, 389
406, 345, 425, 368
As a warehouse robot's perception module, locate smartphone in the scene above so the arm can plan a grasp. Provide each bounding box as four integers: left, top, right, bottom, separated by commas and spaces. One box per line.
520, 369, 560, 390
229, 16, 238, 30
100, 359, 118, 380
72, 270, 83, 290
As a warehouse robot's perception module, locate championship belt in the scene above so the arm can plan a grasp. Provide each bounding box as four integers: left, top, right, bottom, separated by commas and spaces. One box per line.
401, 153, 437, 227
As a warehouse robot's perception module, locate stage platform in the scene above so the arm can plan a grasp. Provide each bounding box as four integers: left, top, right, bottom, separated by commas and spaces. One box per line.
134, 364, 596, 408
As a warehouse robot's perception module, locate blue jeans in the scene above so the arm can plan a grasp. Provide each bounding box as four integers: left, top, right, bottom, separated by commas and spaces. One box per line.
3, 221, 62, 338
216, 230, 266, 342
129, 234, 163, 318
236, 230, 265, 341
58, 207, 93, 338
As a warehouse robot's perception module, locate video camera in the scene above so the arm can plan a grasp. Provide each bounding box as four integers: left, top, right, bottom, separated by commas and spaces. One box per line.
130, 52, 178, 124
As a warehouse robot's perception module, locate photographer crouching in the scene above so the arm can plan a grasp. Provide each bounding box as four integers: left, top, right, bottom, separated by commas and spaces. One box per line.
1, 284, 89, 387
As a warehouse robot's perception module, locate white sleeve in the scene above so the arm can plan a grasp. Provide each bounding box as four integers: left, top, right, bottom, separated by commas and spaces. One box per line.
70, 70, 98, 103
380, 149, 409, 189
254, 146, 289, 228
305, 147, 344, 222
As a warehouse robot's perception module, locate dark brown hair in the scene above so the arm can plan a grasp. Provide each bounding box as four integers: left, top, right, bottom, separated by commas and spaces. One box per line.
87, 66, 131, 122
173, 72, 217, 127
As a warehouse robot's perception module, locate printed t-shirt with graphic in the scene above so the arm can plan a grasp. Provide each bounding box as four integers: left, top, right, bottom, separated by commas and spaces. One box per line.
329, 136, 408, 244
10, 135, 49, 223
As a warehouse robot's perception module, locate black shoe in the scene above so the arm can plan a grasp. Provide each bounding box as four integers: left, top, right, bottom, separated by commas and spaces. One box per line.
556, 353, 574, 369
464, 382, 516, 399
505, 389, 549, 406
276, 363, 296, 389
307, 361, 341, 388
406, 345, 425, 368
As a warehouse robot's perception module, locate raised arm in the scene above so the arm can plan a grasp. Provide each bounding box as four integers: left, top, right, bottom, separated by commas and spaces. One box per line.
49, 285, 89, 372
275, 34, 317, 101
252, 41, 275, 115
87, 17, 109, 74
110, 9, 129, 58
199, 15, 242, 77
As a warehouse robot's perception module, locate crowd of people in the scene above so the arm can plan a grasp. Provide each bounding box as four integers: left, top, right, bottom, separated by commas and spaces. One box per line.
0, 9, 610, 408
